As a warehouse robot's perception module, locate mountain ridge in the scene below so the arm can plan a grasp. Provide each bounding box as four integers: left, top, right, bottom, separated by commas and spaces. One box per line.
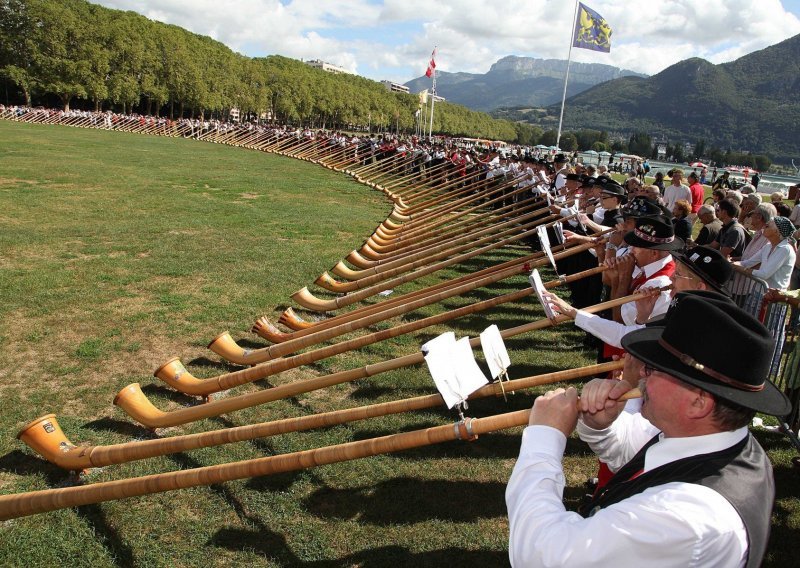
403, 55, 646, 111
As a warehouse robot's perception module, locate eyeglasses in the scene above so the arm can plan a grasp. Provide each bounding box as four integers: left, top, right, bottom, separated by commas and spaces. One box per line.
642, 364, 657, 377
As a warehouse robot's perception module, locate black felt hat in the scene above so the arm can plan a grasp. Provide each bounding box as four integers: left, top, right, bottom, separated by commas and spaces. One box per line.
623, 196, 663, 218
674, 246, 733, 294
623, 215, 684, 251
598, 179, 627, 204
554, 153, 568, 163
622, 294, 791, 416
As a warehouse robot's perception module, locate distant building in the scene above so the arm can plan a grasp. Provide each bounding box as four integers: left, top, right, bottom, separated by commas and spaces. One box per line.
306, 59, 353, 75
381, 80, 410, 94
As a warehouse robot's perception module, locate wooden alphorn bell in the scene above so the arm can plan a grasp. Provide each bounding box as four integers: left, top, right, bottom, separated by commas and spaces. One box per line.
117, 288, 643, 428
3, 385, 640, 521
22, 361, 622, 471
152, 262, 622, 397
323, 212, 555, 289
266, 232, 568, 339
347, 195, 545, 268
294, 216, 593, 312
215, 245, 604, 364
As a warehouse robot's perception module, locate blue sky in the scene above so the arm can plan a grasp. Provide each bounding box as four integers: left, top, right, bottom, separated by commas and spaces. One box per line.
95, 0, 800, 83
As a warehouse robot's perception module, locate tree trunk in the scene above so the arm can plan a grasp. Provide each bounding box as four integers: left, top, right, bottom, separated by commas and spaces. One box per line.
61, 95, 72, 112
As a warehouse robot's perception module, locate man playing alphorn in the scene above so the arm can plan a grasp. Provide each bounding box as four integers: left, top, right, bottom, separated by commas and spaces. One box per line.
507, 293, 790, 567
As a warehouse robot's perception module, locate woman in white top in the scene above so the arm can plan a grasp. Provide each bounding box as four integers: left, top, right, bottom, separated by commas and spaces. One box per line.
739, 216, 797, 290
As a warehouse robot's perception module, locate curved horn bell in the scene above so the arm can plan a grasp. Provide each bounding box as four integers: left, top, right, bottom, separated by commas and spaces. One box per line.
251, 316, 291, 343
278, 307, 315, 331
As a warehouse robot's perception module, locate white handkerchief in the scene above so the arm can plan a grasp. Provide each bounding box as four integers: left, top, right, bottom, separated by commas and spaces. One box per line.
451, 337, 488, 399
480, 325, 511, 380
536, 225, 558, 272
422, 333, 461, 408
529, 269, 555, 319
553, 222, 565, 245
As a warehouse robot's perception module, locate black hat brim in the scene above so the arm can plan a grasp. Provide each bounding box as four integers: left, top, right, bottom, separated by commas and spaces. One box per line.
622, 327, 792, 416
675, 254, 731, 296
623, 232, 685, 251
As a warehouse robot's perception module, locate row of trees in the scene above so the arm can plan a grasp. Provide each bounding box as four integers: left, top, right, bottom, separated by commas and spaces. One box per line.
0, 0, 544, 142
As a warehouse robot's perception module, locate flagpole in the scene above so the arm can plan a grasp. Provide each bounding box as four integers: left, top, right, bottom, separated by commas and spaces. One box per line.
556, 0, 580, 150
428, 69, 436, 138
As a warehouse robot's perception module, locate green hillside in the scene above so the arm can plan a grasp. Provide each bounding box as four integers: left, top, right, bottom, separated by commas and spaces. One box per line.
507, 34, 800, 162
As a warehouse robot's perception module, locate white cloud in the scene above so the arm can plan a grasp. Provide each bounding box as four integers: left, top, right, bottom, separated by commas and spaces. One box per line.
92, 0, 800, 82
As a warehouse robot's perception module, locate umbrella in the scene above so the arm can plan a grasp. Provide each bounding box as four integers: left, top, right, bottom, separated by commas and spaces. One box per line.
690, 161, 707, 168
598, 151, 611, 156
584, 150, 598, 155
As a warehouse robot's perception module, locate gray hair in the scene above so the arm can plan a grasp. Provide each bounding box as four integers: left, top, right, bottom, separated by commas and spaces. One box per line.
753, 203, 777, 224
726, 190, 743, 205
698, 204, 716, 216
743, 193, 762, 205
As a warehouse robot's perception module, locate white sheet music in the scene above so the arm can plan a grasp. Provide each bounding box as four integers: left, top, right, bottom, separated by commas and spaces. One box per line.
422, 332, 488, 409
480, 325, 511, 380
536, 225, 558, 272
529, 269, 555, 319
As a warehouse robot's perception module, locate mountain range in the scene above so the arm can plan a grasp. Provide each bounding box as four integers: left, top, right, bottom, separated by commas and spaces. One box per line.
403, 56, 646, 111
491, 34, 800, 162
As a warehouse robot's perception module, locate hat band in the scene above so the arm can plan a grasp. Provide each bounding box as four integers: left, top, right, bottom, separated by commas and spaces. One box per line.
657, 338, 765, 392
634, 228, 674, 244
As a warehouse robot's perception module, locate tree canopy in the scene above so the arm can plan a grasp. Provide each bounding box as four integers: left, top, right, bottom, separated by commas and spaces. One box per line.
0, 0, 541, 142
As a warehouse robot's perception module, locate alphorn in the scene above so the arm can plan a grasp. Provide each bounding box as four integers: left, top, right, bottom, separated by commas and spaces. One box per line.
21, 361, 623, 471
212, 252, 604, 365
120, 290, 638, 429
1, 388, 640, 520
359, 184, 539, 257
393, 170, 496, 215
149, 280, 631, 399
367, 174, 527, 239
270, 237, 581, 339
345, 198, 543, 268
293, 215, 569, 312
324, 206, 552, 287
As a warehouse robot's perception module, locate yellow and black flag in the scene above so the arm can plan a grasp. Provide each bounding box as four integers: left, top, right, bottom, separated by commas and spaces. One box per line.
573, 2, 612, 53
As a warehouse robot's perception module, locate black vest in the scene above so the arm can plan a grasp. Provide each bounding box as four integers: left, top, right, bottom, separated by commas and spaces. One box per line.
580, 433, 773, 568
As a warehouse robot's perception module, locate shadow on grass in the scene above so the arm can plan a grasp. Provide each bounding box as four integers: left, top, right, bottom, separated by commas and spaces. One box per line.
235, 338, 268, 350
209, 529, 508, 567
0, 450, 136, 566
141, 383, 200, 406
186, 356, 243, 372
204, 415, 307, 493
303, 477, 506, 524
83, 417, 156, 439
348, 384, 434, 400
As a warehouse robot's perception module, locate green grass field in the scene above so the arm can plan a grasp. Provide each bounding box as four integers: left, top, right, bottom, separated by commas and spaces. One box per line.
0, 121, 797, 567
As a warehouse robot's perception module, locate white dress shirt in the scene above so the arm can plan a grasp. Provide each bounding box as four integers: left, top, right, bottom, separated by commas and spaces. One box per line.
506, 414, 748, 568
